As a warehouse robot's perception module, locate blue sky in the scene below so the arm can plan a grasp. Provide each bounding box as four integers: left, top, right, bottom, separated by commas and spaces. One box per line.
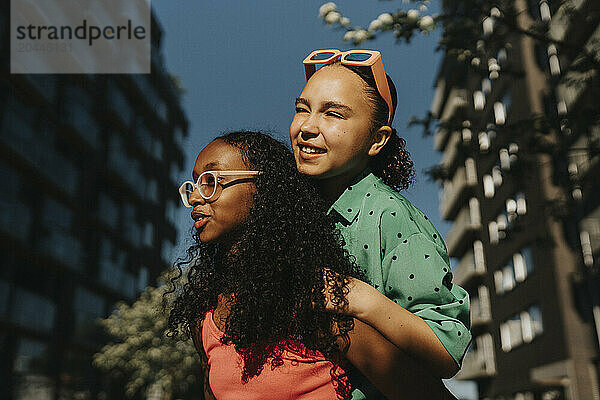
152, 0, 451, 232
150, 2, 476, 396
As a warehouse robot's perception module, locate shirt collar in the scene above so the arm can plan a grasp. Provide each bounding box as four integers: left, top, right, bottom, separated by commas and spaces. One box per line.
328, 169, 378, 223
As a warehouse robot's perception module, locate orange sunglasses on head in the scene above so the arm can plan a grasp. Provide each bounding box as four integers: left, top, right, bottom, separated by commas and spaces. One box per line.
303, 49, 393, 125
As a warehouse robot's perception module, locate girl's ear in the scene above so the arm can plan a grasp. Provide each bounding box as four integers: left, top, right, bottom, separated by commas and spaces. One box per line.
368, 126, 392, 156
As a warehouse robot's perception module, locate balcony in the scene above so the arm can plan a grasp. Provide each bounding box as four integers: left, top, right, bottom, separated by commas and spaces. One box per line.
579, 207, 600, 261
440, 158, 478, 220
439, 130, 462, 174
446, 199, 482, 258
549, 0, 598, 43
455, 334, 496, 380
434, 127, 449, 152
439, 88, 468, 122
434, 88, 468, 151
456, 348, 496, 380
453, 241, 486, 287
471, 286, 492, 327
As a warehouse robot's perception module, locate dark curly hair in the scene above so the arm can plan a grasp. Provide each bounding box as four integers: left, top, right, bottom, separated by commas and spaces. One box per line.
324, 62, 416, 191
167, 131, 365, 399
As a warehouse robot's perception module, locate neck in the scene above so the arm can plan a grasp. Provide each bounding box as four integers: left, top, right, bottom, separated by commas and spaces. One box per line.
318, 175, 353, 203
317, 166, 369, 203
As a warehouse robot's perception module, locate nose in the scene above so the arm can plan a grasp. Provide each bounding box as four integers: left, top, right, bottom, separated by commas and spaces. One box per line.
188, 186, 206, 207
300, 114, 319, 139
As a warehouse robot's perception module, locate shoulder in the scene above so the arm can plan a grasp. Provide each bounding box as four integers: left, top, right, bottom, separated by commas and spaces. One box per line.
364, 181, 445, 250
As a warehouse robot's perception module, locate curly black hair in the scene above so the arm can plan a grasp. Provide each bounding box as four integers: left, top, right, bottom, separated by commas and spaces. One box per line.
324, 62, 416, 191
167, 131, 365, 399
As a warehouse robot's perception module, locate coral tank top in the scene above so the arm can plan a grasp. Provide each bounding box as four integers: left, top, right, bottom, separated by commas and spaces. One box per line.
202, 311, 345, 399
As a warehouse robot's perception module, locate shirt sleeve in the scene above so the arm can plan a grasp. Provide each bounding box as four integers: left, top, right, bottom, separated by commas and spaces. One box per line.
379, 212, 472, 366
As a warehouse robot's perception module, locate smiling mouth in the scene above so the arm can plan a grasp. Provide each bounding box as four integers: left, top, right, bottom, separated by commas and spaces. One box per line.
299, 144, 326, 155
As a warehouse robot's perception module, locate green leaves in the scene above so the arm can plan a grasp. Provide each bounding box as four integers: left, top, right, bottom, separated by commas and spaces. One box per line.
93, 276, 202, 398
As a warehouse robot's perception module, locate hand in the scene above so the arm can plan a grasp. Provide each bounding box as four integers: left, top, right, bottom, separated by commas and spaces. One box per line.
321, 268, 378, 318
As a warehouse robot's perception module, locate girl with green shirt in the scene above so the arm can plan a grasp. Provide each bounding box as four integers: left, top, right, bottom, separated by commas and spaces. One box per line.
289, 49, 471, 399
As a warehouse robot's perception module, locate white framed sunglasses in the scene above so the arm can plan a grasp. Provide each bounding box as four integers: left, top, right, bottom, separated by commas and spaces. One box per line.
178, 170, 260, 207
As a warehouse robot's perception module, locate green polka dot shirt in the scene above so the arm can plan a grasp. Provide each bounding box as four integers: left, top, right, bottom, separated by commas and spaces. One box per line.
328, 170, 471, 399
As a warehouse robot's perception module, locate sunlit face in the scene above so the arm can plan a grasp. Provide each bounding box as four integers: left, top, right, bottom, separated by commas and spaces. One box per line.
189, 140, 256, 243
289, 65, 376, 184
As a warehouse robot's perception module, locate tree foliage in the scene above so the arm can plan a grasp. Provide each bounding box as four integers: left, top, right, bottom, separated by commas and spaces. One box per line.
318, 1, 600, 273
93, 274, 202, 400
318, 1, 599, 187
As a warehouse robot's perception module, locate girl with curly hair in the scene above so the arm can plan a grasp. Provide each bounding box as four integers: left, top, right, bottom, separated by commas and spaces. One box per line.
168, 131, 412, 399
289, 50, 472, 399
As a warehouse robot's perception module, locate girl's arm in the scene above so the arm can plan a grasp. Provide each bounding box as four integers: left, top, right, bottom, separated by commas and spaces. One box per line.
325, 270, 459, 378
191, 320, 217, 400
344, 277, 459, 378
339, 317, 457, 400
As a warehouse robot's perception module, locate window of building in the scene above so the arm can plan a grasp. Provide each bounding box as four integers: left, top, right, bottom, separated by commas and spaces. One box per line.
483, 174, 495, 198
122, 202, 141, 247
107, 81, 133, 127
490, 193, 528, 245
59, 350, 97, 399
72, 287, 105, 342
132, 75, 167, 122
547, 45, 561, 77
166, 199, 179, 227
474, 240, 486, 272
173, 127, 185, 149
42, 138, 80, 196
492, 165, 503, 187
170, 161, 182, 184
466, 333, 496, 375
500, 305, 543, 352
497, 48, 508, 65
143, 222, 154, 247
108, 135, 145, 191
42, 199, 83, 268
2, 97, 80, 195
494, 246, 535, 294
488, 57, 500, 79
26, 75, 57, 104
138, 266, 149, 292
107, 134, 130, 172
135, 121, 154, 156
162, 239, 175, 266
479, 131, 491, 153
462, 125, 473, 143
63, 85, 100, 148
153, 138, 163, 159
0, 279, 10, 319
39, 198, 83, 271
10, 288, 56, 332
499, 144, 519, 171
469, 197, 481, 226
1, 95, 37, 151
13, 338, 55, 399
513, 391, 535, 400
494, 102, 506, 125
97, 237, 135, 298
539, 0, 551, 22
97, 193, 119, 229
0, 162, 32, 241
474, 90, 485, 110
472, 285, 492, 322
146, 179, 159, 203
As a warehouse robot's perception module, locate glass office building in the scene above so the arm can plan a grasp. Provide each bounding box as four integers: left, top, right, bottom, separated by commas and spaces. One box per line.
0, 4, 188, 399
